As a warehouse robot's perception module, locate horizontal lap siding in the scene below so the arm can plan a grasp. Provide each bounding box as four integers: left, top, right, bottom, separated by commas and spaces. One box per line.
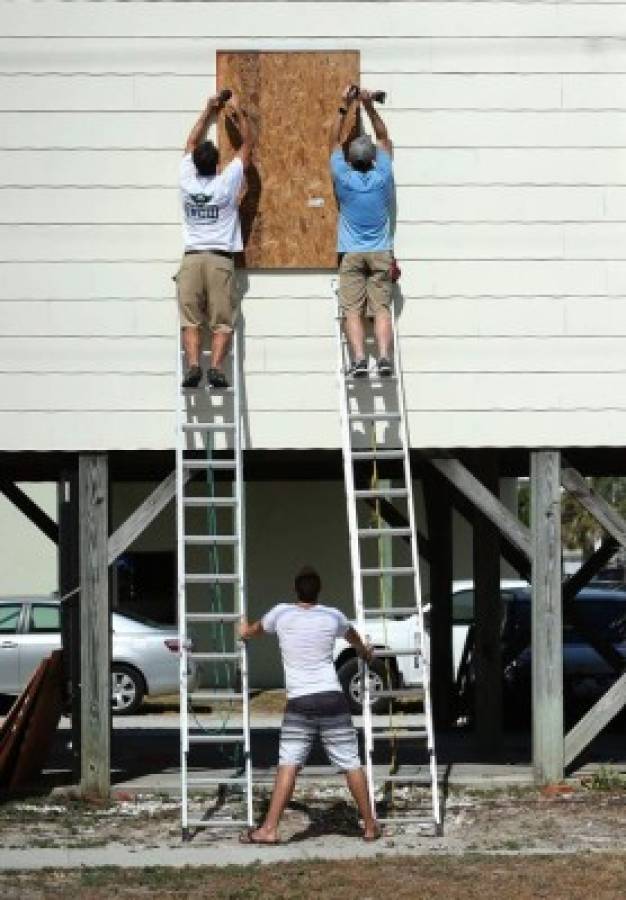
2, 1, 626, 451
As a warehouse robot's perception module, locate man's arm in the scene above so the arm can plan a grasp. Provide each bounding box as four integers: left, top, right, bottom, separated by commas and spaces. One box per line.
239, 617, 264, 641
344, 625, 374, 663
360, 90, 392, 155
225, 93, 254, 170
184, 94, 223, 154
329, 84, 358, 155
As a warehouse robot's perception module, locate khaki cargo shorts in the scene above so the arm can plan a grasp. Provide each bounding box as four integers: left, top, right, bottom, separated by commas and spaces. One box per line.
175, 251, 235, 332
339, 250, 393, 318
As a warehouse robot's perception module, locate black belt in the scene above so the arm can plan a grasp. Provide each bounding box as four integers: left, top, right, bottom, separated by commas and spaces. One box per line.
184, 249, 234, 260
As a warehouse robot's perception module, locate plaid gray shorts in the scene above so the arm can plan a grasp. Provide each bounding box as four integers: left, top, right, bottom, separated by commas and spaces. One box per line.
278, 691, 361, 771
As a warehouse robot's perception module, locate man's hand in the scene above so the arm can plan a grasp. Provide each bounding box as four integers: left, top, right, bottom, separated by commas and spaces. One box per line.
360, 643, 374, 665
359, 89, 372, 104
239, 616, 264, 641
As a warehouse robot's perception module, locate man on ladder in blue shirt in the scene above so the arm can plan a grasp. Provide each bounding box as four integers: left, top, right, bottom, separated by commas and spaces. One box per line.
329, 85, 396, 378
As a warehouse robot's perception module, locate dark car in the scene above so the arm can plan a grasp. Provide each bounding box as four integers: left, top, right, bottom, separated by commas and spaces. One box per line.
457, 585, 626, 723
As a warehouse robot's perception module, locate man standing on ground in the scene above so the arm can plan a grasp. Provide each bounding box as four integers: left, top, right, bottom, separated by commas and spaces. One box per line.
239, 566, 380, 844
329, 86, 395, 377
177, 90, 252, 389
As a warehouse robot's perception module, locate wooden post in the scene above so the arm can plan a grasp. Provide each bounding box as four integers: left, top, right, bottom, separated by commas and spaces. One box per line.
531, 451, 563, 783
472, 452, 502, 753
58, 464, 80, 782
79, 454, 110, 798
423, 470, 454, 729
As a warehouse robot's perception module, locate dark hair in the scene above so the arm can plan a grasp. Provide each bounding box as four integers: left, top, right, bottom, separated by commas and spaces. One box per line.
294, 566, 321, 603
192, 140, 219, 178
351, 159, 373, 173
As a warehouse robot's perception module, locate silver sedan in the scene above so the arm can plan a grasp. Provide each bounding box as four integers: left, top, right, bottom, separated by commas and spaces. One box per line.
0, 597, 196, 714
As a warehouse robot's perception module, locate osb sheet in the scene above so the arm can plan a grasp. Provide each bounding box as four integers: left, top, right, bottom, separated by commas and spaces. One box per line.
217, 51, 360, 269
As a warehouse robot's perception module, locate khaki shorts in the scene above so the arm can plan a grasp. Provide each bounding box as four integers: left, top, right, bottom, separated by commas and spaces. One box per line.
175, 251, 235, 332
339, 250, 393, 317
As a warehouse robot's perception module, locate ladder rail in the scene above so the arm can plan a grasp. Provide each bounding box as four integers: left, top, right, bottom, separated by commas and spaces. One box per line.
333, 278, 375, 815
391, 305, 441, 829
233, 323, 254, 827
177, 318, 253, 833
176, 313, 190, 831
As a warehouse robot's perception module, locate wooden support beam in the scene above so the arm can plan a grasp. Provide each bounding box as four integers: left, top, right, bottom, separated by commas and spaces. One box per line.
445, 483, 531, 582
564, 670, 626, 767
472, 453, 503, 753
430, 457, 531, 559
58, 466, 80, 782
561, 463, 626, 549
79, 454, 110, 799
0, 481, 59, 544
423, 469, 455, 729
531, 451, 564, 784
563, 538, 625, 675
107, 469, 189, 565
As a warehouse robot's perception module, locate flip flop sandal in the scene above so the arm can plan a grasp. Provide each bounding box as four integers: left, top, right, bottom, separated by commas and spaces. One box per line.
363, 828, 382, 843
239, 828, 281, 846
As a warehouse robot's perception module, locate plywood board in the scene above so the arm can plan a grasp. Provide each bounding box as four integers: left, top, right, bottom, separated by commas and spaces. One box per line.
217, 51, 360, 269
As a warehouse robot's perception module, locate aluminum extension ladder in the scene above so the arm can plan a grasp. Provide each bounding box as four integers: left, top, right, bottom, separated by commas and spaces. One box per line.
176, 323, 253, 837
333, 279, 441, 834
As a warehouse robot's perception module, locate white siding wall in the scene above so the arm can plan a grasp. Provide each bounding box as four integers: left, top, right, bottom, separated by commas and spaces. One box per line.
2, 1, 626, 450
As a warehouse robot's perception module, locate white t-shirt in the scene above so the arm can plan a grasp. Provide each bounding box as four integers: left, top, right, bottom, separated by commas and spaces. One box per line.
262, 603, 350, 700
179, 153, 244, 252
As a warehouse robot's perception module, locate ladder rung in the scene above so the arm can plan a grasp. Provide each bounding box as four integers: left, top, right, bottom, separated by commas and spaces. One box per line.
182, 386, 235, 394
185, 818, 250, 828
186, 613, 240, 622
185, 535, 238, 545
357, 527, 411, 539
183, 459, 236, 469
372, 648, 419, 658
345, 374, 399, 383
189, 691, 244, 701
184, 497, 238, 507
352, 450, 404, 461
363, 607, 417, 617
373, 689, 424, 700
189, 651, 241, 661
349, 412, 401, 421
361, 567, 415, 577
186, 776, 248, 786
182, 422, 235, 431
374, 773, 428, 783
354, 489, 408, 499
188, 733, 244, 744
185, 574, 239, 584
371, 729, 427, 741
375, 817, 436, 826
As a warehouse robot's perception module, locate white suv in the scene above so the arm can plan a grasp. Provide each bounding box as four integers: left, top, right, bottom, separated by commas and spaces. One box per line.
333, 579, 528, 712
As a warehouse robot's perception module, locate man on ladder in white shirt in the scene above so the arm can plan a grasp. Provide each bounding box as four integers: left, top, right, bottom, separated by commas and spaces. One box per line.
176, 89, 253, 390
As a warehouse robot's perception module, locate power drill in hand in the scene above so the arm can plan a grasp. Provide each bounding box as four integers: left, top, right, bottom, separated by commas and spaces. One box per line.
347, 84, 386, 104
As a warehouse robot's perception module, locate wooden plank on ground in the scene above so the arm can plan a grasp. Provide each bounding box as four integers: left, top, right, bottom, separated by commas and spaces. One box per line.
565, 670, 626, 767
430, 456, 531, 559
531, 450, 564, 783
8, 651, 64, 789
79, 453, 110, 799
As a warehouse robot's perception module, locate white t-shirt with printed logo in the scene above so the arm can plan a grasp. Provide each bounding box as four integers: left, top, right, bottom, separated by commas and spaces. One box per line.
179, 153, 244, 253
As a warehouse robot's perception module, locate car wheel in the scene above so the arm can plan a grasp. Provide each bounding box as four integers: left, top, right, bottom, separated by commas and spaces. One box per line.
338, 655, 394, 714
111, 664, 145, 715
